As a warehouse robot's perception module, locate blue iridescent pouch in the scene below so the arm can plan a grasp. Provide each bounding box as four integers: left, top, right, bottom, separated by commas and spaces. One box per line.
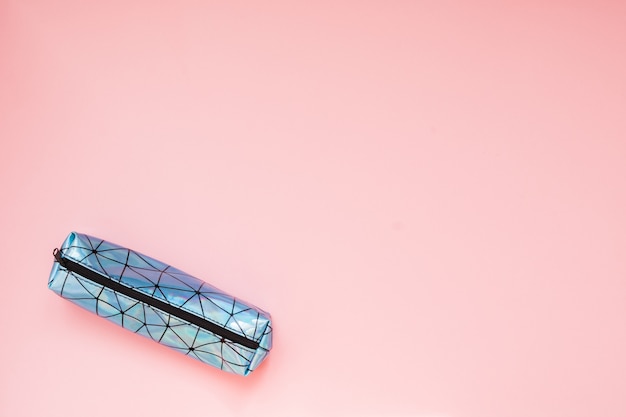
48, 232, 272, 376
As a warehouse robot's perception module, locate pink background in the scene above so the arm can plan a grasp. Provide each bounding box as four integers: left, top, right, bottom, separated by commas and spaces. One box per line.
1, 1, 626, 416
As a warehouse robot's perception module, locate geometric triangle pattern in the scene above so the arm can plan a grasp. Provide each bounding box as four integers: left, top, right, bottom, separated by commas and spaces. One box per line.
48, 232, 272, 376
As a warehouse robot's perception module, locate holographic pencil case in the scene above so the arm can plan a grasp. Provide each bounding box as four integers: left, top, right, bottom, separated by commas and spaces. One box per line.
48, 232, 272, 376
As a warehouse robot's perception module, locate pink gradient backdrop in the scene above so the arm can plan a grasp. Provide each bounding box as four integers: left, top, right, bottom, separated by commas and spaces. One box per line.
1, 1, 625, 416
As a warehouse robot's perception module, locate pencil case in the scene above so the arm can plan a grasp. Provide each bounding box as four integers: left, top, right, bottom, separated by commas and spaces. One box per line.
48, 231, 272, 376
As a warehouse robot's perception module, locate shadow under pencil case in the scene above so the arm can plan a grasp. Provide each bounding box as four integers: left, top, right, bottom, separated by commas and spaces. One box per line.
48, 232, 272, 376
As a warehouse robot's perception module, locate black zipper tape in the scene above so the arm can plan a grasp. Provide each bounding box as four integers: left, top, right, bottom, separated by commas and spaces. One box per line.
54, 249, 259, 350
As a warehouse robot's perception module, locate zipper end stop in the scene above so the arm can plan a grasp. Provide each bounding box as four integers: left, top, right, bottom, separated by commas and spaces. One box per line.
53, 248, 66, 267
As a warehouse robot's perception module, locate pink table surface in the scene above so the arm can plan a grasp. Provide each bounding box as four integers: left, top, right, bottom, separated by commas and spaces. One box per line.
2, 1, 626, 416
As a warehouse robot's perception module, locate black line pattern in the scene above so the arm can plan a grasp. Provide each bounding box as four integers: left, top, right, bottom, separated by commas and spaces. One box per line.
48, 232, 272, 376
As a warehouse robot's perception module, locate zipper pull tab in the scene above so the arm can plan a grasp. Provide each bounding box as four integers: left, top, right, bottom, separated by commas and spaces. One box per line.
53, 248, 66, 267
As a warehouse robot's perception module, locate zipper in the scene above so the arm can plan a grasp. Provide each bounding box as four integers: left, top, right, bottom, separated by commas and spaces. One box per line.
53, 248, 260, 350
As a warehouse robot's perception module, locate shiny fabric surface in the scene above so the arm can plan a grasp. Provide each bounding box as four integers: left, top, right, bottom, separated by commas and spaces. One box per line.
48, 232, 272, 376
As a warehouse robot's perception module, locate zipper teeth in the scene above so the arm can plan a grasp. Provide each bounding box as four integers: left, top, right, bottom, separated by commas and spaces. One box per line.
54, 250, 260, 350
